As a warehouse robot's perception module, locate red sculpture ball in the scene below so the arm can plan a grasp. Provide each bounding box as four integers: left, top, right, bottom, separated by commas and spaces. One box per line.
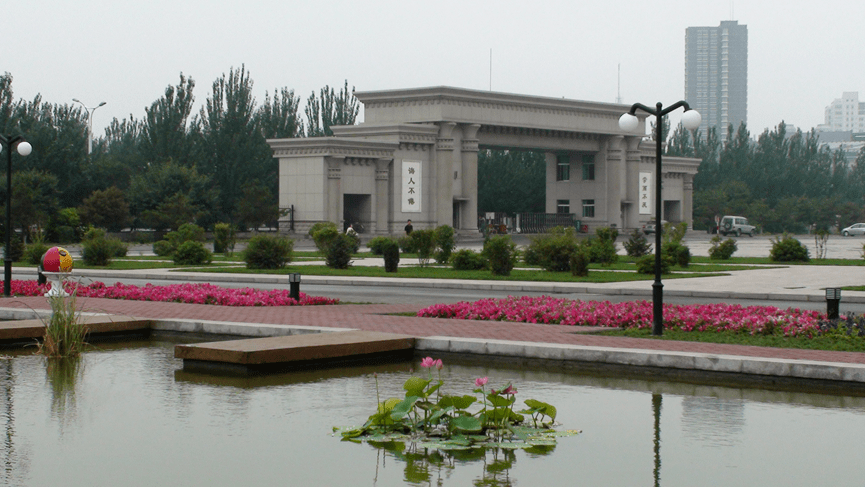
42, 246, 74, 273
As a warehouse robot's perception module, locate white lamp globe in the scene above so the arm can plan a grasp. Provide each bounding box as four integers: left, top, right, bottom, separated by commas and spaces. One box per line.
618, 113, 639, 132
681, 109, 702, 130
16, 141, 32, 156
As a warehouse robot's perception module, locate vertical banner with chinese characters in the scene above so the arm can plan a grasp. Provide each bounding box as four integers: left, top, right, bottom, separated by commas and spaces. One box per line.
639, 171, 652, 215
402, 161, 422, 212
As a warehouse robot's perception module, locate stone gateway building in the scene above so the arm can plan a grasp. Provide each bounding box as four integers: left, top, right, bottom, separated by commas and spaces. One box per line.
267, 86, 700, 235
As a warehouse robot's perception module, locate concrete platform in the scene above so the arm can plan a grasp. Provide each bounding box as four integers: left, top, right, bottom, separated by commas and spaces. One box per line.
174, 330, 415, 373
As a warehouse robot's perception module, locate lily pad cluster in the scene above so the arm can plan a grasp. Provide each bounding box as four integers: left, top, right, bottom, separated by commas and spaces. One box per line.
337, 357, 577, 452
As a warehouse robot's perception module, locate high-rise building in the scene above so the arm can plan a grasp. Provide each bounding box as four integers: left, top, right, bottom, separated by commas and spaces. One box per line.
818, 92, 865, 132
685, 20, 748, 141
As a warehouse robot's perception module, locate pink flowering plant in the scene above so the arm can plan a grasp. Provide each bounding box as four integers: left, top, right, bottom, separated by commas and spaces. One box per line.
418, 296, 827, 338
338, 357, 571, 449
9, 280, 337, 306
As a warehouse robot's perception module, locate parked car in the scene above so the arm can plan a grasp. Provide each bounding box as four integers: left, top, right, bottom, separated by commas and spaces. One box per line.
842, 223, 865, 236
719, 215, 755, 237
641, 220, 667, 235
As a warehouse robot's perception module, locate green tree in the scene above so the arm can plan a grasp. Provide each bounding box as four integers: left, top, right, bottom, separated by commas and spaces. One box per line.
78, 186, 131, 232
478, 150, 545, 214
258, 87, 304, 139
195, 65, 273, 224
140, 74, 196, 165
0, 169, 60, 239
305, 80, 359, 137
127, 160, 217, 231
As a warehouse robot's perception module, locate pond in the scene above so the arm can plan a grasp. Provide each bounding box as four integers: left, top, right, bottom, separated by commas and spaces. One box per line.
2, 337, 865, 486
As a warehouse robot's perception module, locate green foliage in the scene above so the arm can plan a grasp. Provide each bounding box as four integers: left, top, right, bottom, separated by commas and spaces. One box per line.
24, 242, 51, 266
39, 295, 87, 358
242, 234, 294, 269
213, 222, 236, 254
81, 228, 127, 266
398, 235, 416, 253
380, 238, 400, 272
173, 240, 213, 265
153, 240, 173, 257
483, 235, 518, 276
569, 250, 589, 277
452, 249, 487, 271
78, 186, 130, 232
587, 227, 618, 266
433, 225, 456, 264
478, 149, 545, 214
325, 233, 355, 269
708, 235, 738, 260
636, 255, 672, 275
624, 229, 652, 257
367, 236, 393, 255
304, 80, 359, 137
662, 242, 691, 267
47, 208, 83, 243
154, 223, 205, 257
525, 228, 578, 272
310, 223, 340, 253
409, 229, 436, 266
127, 160, 216, 232
661, 222, 687, 244
770, 233, 810, 262
5, 169, 60, 240
3, 235, 24, 263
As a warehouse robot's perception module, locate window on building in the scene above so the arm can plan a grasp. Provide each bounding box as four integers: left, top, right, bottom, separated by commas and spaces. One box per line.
582, 199, 595, 218
581, 155, 595, 181
556, 155, 570, 181
557, 199, 570, 214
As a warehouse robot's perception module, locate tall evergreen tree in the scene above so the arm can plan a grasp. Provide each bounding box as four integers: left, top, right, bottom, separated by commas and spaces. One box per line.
304, 80, 359, 137
141, 74, 196, 165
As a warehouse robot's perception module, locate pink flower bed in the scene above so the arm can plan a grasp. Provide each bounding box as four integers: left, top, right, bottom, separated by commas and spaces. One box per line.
418, 296, 825, 337
9, 280, 338, 307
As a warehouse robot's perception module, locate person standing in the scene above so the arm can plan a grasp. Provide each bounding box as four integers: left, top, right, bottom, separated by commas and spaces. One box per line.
346, 224, 357, 236
404, 219, 413, 235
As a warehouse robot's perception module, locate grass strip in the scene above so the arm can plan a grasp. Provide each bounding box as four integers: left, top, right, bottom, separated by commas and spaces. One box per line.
598, 328, 865, 352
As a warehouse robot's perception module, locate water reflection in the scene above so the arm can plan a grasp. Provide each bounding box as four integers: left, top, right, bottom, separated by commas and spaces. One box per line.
45, 356, 83, 420
367, 440, 556, 486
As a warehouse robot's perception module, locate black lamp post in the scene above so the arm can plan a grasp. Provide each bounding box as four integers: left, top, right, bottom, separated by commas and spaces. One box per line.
2, 135, 32, 297
619, 102, 701, 336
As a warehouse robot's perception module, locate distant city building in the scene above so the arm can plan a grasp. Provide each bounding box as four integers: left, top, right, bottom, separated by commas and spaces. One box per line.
815, 129, 865, 164
817, 92, 865, 132
684, 20, 748, 141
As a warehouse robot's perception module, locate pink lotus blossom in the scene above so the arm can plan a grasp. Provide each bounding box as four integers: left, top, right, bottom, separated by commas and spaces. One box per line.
434, 359, 443, 370
475, 377, 488, 387
502, 384, 517, 395
420, 357, 436, 368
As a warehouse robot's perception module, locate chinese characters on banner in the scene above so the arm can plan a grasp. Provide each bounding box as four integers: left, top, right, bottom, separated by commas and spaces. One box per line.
402, 161, 422, 212
639, 171, 652, 215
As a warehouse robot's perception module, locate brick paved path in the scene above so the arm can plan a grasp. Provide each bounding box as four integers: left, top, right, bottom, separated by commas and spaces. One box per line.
5, 295, 865, 366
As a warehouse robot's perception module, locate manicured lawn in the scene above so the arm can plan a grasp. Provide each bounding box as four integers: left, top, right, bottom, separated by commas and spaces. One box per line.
599, 328, 865, 352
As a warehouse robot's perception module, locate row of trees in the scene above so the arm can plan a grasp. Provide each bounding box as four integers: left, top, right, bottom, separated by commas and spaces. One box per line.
0, 68, 359, 242
666, 121, 865, 233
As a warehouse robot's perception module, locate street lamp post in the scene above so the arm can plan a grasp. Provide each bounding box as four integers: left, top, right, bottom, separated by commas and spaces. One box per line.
2, 135, 32, 297
619, 102, 701, 336
72, 99, 106, 155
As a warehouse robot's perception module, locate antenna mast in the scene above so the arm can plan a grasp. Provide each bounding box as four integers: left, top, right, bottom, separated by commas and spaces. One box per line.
616, 64, 623, 104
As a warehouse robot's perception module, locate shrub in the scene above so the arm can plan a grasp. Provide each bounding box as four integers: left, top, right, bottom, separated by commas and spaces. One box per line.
434, 225, 456, 264
708, 235, 737, 260
153, 240, 174, 257
770, 234, 810, 262
662, 242, 691, 267
624, 229, 651, 257
81, 236, 121, 266
213, 222, 236, 254
525, 229, 578, 272
325, 233, 355, 269
308, 221, 337, 239
570, 250, 589, 277
47, 208, 83, 243
662, 222, 688, 244
398, 235, 416, 253
4, 235, 24, 263
367, 236, 393, 255
587, 228, 619, 266
380, 238, 400, 272
311, 225, 340, 254
636, 254, 672, 275
243, 234, 295, 269
168, 223, 205, 248
409, 229, 436, 266
452, 249, 487, 271
483, 235, 518, 276
174, 241, 213, 265
24, 241, 51, 266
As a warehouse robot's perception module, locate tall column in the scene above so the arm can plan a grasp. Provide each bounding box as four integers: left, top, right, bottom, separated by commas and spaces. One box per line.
435, 122, 457, 227
683, 173, 694, 229
460, 123, 481, 231
624, 136, 643, 231
327, 158, 342, 225
605, 136, 625, 228
374, 158, 391, 234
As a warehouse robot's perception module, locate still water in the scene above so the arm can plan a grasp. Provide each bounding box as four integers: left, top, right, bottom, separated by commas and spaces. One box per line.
2, 337, 865, 486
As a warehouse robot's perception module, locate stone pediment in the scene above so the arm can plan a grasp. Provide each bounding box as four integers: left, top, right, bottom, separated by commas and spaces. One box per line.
267, 137, 397, 159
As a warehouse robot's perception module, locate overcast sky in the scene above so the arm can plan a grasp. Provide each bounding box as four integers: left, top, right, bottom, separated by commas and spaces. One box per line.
6, 0, 862, 138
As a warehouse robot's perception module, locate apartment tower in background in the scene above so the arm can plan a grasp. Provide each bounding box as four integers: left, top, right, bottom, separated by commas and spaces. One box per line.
685, 20, 748, 141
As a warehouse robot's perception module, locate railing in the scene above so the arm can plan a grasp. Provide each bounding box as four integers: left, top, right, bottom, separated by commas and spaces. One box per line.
514, 213, 579, 234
